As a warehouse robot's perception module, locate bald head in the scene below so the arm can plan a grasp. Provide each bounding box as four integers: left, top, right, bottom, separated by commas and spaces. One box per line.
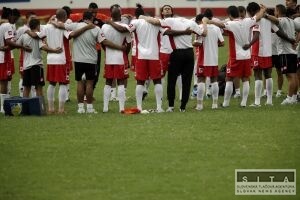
56, 9, 67, 22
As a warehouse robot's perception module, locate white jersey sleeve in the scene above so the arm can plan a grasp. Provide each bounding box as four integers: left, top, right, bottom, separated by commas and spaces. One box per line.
127, 20, 137, 33
217, 27, 224, 42
189, 20, 204, 36
97, 27, 106, 43
64, 22, 78, 31
37, 26, 47, 38
293, 18, 300, 32
4, 26, 14, 40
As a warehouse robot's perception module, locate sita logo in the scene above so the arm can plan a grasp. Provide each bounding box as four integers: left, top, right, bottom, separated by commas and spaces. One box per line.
242, 175, 291, 182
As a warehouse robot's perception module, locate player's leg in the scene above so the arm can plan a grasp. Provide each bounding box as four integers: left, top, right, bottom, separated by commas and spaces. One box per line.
252, 68, 263, 106
117, 79, 125, 113
58, 83, 67, 113
47, 82, 56, 113
210, 76, 219, 109
103, 78, 113, 113
179, 49, 194, 111
135, 59, 147, 111
264, 68, 273, 105
150, 60, 164, 112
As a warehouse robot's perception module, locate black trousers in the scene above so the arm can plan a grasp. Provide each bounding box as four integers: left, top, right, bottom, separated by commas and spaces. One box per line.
167, 48, 194, 109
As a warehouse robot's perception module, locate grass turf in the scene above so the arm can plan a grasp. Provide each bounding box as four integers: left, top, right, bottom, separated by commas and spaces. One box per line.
0, 38, 299, 200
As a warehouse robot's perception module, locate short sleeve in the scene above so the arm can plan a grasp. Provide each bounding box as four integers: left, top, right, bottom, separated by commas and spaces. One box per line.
252, 24, 260, 32
217, 28, 224, 42
97, 28, 106, 43
190, 20, 204, 36
127, 20, 137, 32
64, 22, 77, 31
37, 27, 47, 38
293, 19, 300, 32
4, 27, 14, 40
63, 30, 72, 40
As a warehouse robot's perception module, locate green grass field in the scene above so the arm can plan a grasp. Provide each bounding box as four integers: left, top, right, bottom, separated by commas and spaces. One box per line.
0, 39, 299, 200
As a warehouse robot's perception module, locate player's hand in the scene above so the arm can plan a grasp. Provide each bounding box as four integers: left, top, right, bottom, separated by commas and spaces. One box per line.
260, 4, 267, 12
23, 45, 32, 52
54, 47, 63, 53
121, 44, 127, 51
0, 46, 9, 51
242, 44, 251, 50
292, 41, 298, 50
86, 22, 95, 29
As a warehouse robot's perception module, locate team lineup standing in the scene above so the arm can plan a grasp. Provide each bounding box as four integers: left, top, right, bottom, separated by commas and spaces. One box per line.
0, 1, 299, 114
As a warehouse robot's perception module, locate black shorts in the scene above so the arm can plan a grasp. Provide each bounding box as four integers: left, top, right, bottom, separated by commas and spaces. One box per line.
272, 55, 280, 69
279, 54, 298, 74
74, 62, 97, 81
23, 65, 45, 87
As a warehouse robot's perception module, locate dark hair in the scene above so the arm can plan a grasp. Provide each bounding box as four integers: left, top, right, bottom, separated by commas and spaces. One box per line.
227, 6, 239, 18
88, 2, 98, 9
238, 6, 246, 14
286, 8, 297, 18
135, 3, 144, 18
62, 6, 72, 17
195, 13, 204, 24
203, 8, 213, 20
29, 18, 40, 30
160, 4, 174, 19
246, 2, 260, 17
266, 8, 275, 16
12, 8, 20, 17
110, 4, 120, 12
1, 7, 12, 19
276, 4, 287, 16
83, 10, 94, 20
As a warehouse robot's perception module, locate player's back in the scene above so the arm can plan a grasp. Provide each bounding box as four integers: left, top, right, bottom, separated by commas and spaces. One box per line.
18, 33, 43, 68
225, 19, 254, 60
102, 22, 130, 65
130, 19, 160, 60
69, 22, 101, 64
202, 24, 223, 66
278, 17, 297, 54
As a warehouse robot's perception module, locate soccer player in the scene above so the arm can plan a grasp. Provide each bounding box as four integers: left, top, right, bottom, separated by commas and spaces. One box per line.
244, 2, 281, 106
265, 4, 300, 104
16, 12, 37, 97
16, 18, 63, 98
62, 6, 73, 102
233, 6, 247, 99
101, 4, 131, 113
0, 8, 24, 113
193, 14, 224, 110
209, 4, 266, 108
